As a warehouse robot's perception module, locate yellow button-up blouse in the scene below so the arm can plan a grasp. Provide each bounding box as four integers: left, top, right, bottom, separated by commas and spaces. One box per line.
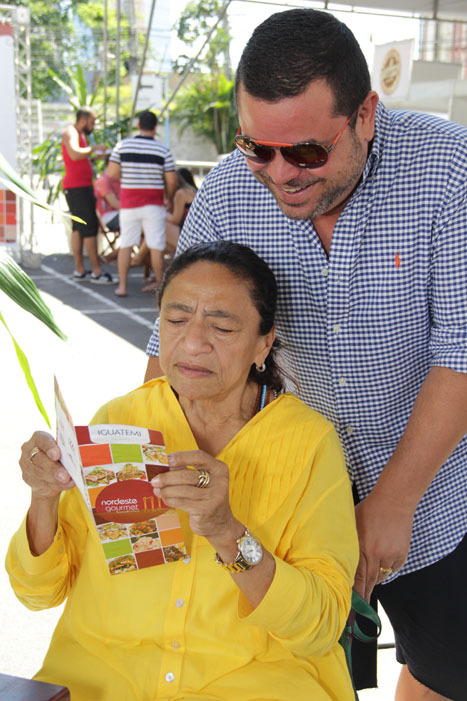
6, 379, 358, 700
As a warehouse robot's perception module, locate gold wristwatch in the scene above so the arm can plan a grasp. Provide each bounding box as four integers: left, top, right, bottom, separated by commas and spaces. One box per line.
215, 526, 263, 573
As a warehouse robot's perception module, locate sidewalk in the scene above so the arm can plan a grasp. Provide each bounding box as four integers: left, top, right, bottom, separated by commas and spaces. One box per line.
0, 214, 400, 697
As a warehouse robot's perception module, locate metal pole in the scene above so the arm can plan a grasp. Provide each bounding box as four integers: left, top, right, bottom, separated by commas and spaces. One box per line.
131, 0, 157, 121
116, 0, 120, 124
103, 0, 108, 128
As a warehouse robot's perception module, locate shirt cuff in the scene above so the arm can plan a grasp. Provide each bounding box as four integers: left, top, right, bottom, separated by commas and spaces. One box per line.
14, 516, 66, 575
238, 555, 306, 629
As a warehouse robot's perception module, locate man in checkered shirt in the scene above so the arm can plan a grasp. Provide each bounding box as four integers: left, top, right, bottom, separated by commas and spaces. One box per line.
145, 10, 467, 699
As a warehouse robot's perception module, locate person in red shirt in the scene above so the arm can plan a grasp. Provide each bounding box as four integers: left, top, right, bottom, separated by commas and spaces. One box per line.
94, 166, 120, 232
62, 107, 114, 284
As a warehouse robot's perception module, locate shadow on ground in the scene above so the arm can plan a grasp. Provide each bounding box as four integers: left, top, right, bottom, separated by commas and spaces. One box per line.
24, 254, 159, 352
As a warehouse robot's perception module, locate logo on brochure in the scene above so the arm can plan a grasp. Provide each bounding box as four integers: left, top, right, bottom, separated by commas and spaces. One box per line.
95, 480, 168, 523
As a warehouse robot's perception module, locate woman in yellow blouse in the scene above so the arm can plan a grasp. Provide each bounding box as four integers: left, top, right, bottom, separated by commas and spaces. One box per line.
7, 242, 358, 701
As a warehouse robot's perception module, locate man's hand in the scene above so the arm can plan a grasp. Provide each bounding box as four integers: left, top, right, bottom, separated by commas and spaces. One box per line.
354, 491, 414, 600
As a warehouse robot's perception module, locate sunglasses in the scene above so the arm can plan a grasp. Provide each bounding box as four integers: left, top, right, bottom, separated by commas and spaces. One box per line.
234, 113, 354, 169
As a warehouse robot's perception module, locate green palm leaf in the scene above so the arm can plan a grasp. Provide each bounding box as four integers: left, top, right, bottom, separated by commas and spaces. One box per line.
0, 310, 52, 427
0, 252, 67, 340
0, 152, 84, 222
0, 252, 67, 425
0, 151, 69, 425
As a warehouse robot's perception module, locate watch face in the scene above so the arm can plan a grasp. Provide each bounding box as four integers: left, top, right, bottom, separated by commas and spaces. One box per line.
240, 536, 263, 566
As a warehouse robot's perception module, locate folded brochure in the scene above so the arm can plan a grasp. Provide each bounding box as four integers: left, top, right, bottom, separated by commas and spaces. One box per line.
54, 377, 187, 575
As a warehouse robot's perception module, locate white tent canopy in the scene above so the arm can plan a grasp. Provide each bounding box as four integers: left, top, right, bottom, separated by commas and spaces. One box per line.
329, 1, 467, 22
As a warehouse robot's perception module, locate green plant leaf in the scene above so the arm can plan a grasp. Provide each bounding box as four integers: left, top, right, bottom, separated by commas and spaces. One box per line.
0, 152, 85, 224
47, 68, 75, 98
0, 252, 67, 341
0, 310, 51, 427
76, 66, 89, 106
0, 176, 84, 224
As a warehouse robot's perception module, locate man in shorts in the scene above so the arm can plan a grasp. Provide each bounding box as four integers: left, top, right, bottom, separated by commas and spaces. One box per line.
108, 110, 177, 297
144, 10, 467, 700
61, 106, 114, 283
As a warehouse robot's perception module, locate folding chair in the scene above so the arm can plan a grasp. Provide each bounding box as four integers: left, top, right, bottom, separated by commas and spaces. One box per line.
97, 210, 120, 260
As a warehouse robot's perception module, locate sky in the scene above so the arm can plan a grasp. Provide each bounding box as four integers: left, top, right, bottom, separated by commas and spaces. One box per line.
165, 0, 421, 75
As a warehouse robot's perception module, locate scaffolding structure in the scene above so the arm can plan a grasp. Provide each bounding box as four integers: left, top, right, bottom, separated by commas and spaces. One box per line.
0, 4, 33, 256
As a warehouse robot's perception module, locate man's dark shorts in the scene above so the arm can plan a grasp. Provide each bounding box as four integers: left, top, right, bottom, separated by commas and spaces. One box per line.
64, 186, 98, 238
353, 531, 467, 699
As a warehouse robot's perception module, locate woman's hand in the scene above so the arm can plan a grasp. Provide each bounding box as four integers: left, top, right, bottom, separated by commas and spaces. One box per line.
151, 450, 239, 543
154, 450, 276, 609
20, 431, 74, 500
20, 432, 75, 556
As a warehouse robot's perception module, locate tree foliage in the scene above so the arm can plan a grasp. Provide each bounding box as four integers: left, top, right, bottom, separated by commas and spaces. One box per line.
7, 0, 77, 99
7, 0, 136, 101
174, 0, 232, 76
171, 1, 236, 154
170, 73, 236, 155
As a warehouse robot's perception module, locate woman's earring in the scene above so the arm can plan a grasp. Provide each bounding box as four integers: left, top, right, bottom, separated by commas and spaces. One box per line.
256, 362, 266, 373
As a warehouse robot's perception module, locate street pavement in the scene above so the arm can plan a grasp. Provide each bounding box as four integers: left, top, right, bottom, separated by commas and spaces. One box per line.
0, 218, 399, 698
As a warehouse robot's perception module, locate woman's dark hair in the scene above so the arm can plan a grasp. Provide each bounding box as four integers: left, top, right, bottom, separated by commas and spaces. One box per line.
235, 9, 371, 119
177, 168, 198, 190
158, 242, 284, 392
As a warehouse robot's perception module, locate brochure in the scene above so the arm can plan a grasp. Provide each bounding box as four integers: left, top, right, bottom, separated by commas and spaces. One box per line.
54, 377, 187, 575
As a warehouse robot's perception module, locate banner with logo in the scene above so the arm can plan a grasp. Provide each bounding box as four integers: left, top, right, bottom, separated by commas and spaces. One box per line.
372, 39, 415, 100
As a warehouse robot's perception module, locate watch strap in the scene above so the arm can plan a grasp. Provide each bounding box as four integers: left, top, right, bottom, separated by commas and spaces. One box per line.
215, 550, 253, 573
215, 526, 255, 573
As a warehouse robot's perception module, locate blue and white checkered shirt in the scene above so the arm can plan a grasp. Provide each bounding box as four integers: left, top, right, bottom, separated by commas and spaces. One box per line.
147, 102, 467, 581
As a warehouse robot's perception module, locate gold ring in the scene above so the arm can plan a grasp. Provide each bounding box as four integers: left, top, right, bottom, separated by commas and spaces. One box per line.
379, 566, 393, 577
195, 469, 210, 489
29, 446, 40, 462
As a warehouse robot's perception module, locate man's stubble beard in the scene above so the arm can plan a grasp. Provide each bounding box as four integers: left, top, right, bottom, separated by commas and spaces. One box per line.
253, 130, 366, 222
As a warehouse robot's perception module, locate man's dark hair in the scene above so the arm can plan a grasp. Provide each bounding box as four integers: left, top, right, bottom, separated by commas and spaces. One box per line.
76, 106, 95, 122
158, 241, 284, 392
138, 110, 158, 131
235, 9, 371, 118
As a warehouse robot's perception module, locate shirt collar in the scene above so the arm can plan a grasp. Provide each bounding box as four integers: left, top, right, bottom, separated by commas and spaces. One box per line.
362, 100, 390, 180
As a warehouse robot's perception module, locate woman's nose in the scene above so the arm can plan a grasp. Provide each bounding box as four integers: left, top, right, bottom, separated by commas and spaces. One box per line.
182, 320, 211, 353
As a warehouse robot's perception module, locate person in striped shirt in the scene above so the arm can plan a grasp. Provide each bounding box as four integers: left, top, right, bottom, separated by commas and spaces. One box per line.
108, 110, 177, 297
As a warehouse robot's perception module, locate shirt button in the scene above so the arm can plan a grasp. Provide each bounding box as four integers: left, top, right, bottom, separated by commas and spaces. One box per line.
321, 267, 329, 276
338, 377, 347, 386
175, 598, 184, 608
333, 324, 341, 334
165, 672, 175, 683
171, 640, 180, 649
346, 425, 354, 435
182, 555, 191, 564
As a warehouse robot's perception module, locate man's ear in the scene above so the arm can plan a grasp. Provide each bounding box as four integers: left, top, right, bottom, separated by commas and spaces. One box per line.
357, 91, 379, 143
